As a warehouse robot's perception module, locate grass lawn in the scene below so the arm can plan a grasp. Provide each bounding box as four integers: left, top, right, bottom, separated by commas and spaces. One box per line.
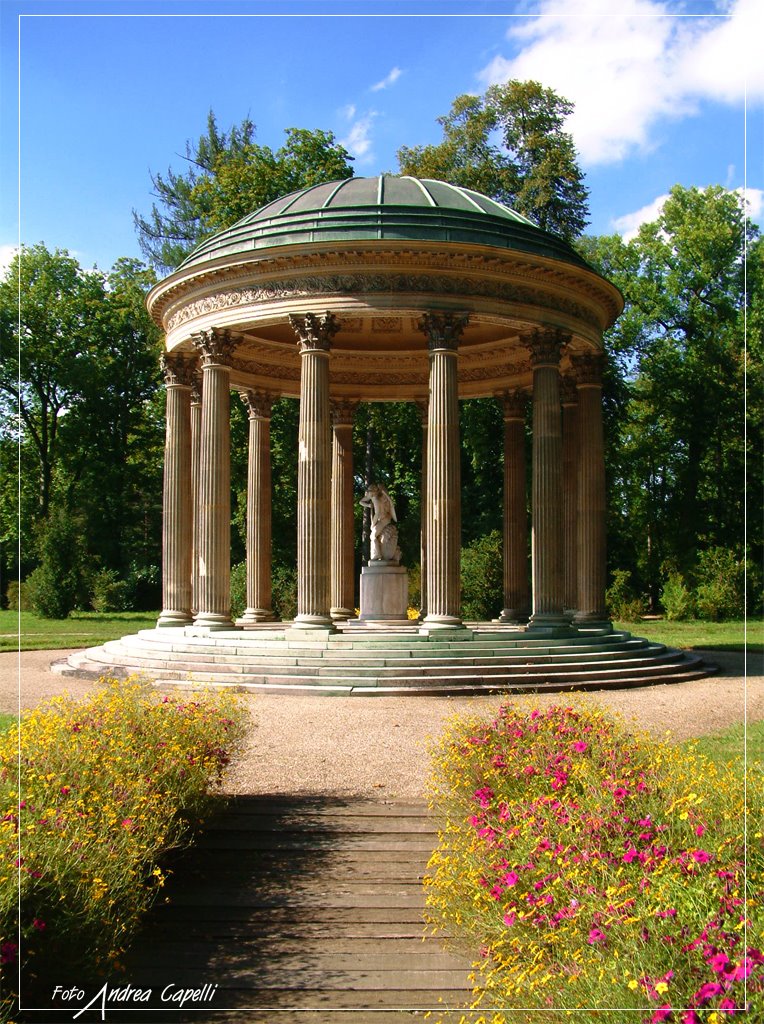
685, 718, 764, 767
0, 609, 159, 653
614, 617, 763, 653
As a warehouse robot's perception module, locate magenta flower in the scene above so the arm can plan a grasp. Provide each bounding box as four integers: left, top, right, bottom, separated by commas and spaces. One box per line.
708, 952, 730, 973
503, 912, 516, 927
572, 740, 588, 752
32, 918, 46, 931
724, 958, 752, 982
694, 981, 723, 1004
588, 928, 606, 943
613, 787, 628, 801
718, 998, 737, 1011
695, 823, 706, 837
651, 1008, 672, 1022
623, 846, 639, 863
503, 870, 519, 886
0, 942, 17, 965
473, 786, 494, 808
691, 849, 711, 863
681, 1012, 700, 1024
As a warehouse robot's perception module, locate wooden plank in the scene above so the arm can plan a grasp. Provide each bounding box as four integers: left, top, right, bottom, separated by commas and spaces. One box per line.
195, 835, 436, 851
204, 814, 439, 834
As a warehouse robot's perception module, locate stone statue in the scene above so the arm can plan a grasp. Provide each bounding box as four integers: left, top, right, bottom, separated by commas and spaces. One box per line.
360, 484, 402, 564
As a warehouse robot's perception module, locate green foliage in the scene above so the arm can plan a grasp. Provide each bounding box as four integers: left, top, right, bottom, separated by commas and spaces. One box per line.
460, 531, 503, 621
26, 507, 91, 619
5, 581, 31, 612
605, 569, 645, 622
660, 571, 696, 621
230, 560, 247, 620
398, 80, 589, 239
133, 112, 354, 273
271, 564, 298, 622
694, 546, 746, 621
89, 568, 132, 614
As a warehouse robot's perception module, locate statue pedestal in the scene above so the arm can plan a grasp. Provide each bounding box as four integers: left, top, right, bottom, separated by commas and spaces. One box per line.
359, 562, 409, 623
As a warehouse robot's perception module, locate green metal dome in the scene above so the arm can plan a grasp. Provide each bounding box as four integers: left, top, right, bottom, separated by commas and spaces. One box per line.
179, 174, 590, 270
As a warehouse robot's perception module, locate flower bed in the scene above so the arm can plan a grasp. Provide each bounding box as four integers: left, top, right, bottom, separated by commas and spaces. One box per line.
426, 703, 763, 1023
0, 678, 248, 1014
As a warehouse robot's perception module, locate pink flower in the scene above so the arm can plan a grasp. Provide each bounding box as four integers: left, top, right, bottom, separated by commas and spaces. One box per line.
572, 740, 588, 752
691, 849, 711, 864
623, 847, 639, 863
724, 958, 752, 982
613, 787, 628, 801
695, 824, 706, 837
708, 952, 730, 973
694, 982, 723, 1004
503, 871, 519, 887
60, 786, 71, 796
588, 928, 606, 944
32, 918, 46, 931
681, 1012, 700, 1024
503, 912, 517, 927
0, 942, 17, 965
490, 884, 503, 900
656, 908, 677, 919
718, 998, 737, 1012
121, 818, 134, 829
652, 1008, 672, 1022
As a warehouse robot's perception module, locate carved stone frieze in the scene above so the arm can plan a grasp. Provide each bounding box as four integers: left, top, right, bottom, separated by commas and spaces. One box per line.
232, 358, 301, 382
372, 317, 403, 333
160, 352, 197, 387
240, 389, 275, 420
164, 270, 603, 334
571, 351, 605, 386
191, 328, 237, 368
418, 311, 470, 351
288, 311, 340, 353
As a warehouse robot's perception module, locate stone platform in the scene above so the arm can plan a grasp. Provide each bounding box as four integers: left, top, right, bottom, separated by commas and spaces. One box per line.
53, 622, 715, 696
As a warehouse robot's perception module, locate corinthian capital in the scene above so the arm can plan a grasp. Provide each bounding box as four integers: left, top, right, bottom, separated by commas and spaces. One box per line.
417, 311, 469, 352
527, 327, 571, 369
191, 328, 237, 368
330, 399, 358, 428
240, 389, 275, 420
571, 351, 605, 386
289, 311, 340, 353
497, 388, 528, 421
160, 352, 197, 387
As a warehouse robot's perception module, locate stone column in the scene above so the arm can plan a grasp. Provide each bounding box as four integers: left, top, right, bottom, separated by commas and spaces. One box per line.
561, 376, 579, 618
572, 352, 609, 626
415, 397, 429, 619
330, 399, 358, 621
157, 353, 195, 627
239, 390, 275, 624
498, 389, 530, 623
190, 373, 202, 616
289, 312, 339, 629
418, 312, 468, 628
528, 329, 569, 630
191, 328, 236, 630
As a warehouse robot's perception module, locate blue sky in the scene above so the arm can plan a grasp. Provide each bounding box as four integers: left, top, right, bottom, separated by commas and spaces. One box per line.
1, 0, 761, 274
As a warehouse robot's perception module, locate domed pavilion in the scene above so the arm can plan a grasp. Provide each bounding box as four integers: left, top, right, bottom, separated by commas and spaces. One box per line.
60, 176, 711, 692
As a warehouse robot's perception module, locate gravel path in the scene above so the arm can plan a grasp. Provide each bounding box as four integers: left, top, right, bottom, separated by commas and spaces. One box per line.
1, 648, 762, 801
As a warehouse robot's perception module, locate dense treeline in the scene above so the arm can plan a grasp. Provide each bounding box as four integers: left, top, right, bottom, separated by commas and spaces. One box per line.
1, 93, 760, 620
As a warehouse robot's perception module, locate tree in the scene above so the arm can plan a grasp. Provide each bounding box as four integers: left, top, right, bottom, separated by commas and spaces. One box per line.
134, 112, 355, 273
397, 81, 589, 239
581, 186, 759, 607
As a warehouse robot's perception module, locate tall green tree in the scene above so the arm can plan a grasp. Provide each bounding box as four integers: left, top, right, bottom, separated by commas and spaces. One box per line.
397, 81, 589, 239
133, 112, 355, 273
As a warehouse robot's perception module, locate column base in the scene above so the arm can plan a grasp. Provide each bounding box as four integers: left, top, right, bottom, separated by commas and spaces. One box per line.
573, 614, 613, 632
193, 612, 235, 631
237, 608, 274, 625
331, 606, 356, 621
499, 608, 530, 624
157, 610, 193, 628
527, 612, 576, 634
420, 613, 463, 629
292, 614, 335, 631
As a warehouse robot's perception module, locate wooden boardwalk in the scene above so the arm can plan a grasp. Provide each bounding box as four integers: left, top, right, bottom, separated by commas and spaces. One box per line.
116, 796, 474, 1023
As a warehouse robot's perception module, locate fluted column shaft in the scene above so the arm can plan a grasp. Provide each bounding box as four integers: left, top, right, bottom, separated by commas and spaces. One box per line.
290, 313, 338, 629
192, 329, 236, 630
240, 391, 274, 623
419, 313, 468, 628
573, 354, 608, 624
529, 330, 568, 628
190, 376, 202, 616
416, 398, 429, 619
561, 378, 579, 616
499, 390, 530, 622
158, 354, 194, 627
330, 400, 357, 620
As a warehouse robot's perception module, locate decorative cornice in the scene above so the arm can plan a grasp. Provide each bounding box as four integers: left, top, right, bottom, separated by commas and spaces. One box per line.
240, 389, 275, 420
288, 311, 340, 353
527, 327, 571, 369
417, 311, 470, 352
330, 399, 358, 428
497, 388, 528, 420
191, 327, 237, 368
160, 352, 197, 387
571, 351, 605, 386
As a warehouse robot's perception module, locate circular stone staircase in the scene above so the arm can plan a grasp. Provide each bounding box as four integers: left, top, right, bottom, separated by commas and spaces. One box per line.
53, 623, 714, 696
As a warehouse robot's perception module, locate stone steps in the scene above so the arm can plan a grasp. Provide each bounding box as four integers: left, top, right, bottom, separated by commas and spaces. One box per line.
55, 626, 714, 696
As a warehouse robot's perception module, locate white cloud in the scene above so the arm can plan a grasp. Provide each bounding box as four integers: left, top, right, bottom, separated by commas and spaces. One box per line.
339, 112, 378, 163
612, 193, 670, 241
370, 66, 402, 92
737, 186, 763, 222
479, 0, 763, 167
342, 104, 356, 121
